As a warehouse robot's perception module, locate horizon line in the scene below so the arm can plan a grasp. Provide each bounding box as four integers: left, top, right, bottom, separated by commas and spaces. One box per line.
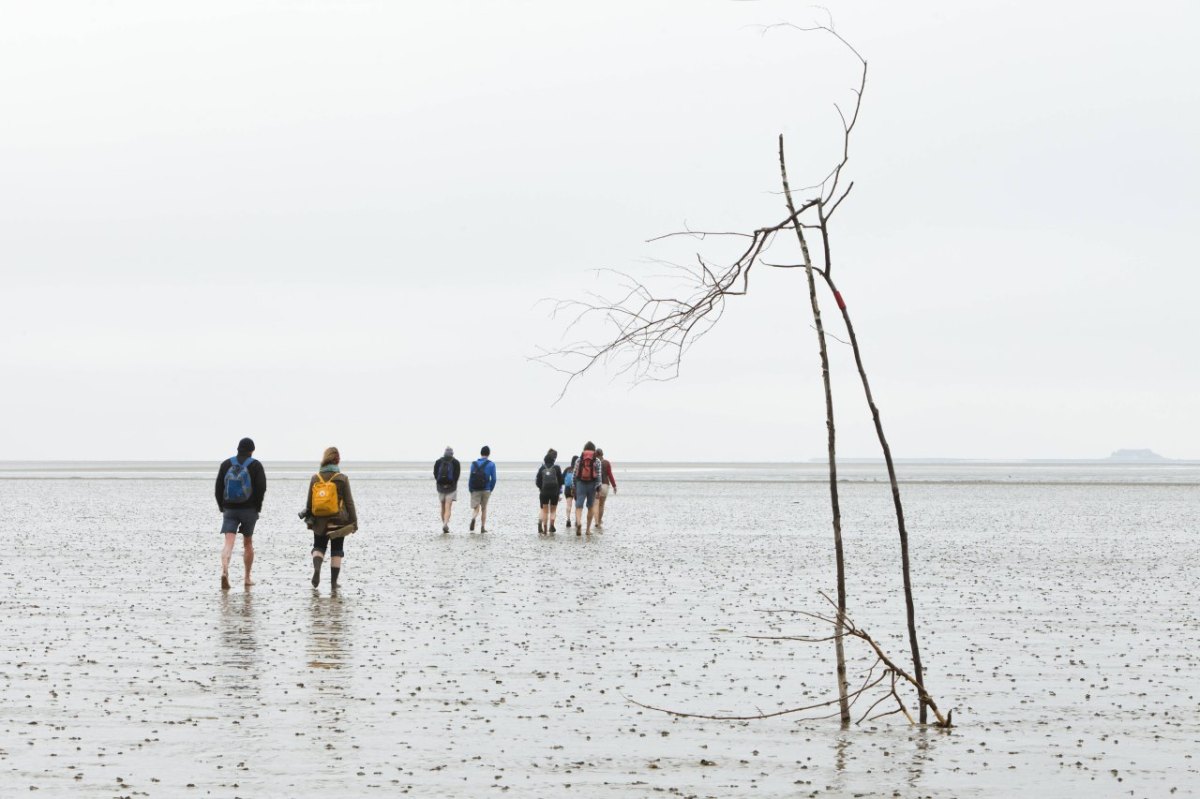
0, 457, 1196, 465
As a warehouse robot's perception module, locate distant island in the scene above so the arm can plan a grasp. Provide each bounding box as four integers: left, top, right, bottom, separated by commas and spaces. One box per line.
1106, 449, 1168, 462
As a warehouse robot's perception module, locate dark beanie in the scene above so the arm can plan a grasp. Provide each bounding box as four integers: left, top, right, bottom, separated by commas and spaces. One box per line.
238, 437, 255, 453
481, 445, 490, 457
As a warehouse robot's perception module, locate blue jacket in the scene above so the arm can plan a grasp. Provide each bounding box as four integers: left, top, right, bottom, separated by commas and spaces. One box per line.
471, 457, 497, 492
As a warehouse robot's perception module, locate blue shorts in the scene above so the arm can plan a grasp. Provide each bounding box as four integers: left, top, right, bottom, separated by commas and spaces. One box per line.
574, 480, 598, 509
221, 508, 259, 536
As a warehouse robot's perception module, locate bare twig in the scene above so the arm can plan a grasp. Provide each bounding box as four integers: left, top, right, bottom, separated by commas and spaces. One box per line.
537, 21, 942, 728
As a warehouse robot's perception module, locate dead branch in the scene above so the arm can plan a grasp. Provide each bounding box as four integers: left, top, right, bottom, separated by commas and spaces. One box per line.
622, 665, 889, 723
538, 20, 941, 728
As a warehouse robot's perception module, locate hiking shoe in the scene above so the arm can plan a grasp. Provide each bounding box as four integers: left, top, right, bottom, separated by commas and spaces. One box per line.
470, 518, 476, 531
549, 524, 556, 534
566, 519, 572, 528
442, 524, 449, 534
537, 522, 544, 535
480, 527, 487, 534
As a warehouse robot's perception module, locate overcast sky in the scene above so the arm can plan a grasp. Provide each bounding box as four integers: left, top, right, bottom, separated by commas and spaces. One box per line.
2, 1, 1197, 462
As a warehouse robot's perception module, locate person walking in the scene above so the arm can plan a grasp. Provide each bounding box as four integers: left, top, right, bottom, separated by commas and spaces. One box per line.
215, 437, 267, 590
433, 446, 460, 534
571, 441, 601, 536
534, 448, 563, 535
594, 447, 618, 529
304, 447, 358, 590
467, 445, 497, 534
563, 455, 577, 529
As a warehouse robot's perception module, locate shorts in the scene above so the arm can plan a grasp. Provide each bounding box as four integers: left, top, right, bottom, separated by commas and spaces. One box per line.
221, 507, 259, 536
438, 490, 457, 503
539, 489, 559, 508
470, 490, 491, 510
564, 484, 575, 499
313, 532, 344, 557
574, 480, 598, 509
598, 483, 610, 498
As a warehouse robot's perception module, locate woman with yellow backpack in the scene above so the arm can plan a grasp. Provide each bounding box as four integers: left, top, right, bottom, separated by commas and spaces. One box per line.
304, 446, 358, 590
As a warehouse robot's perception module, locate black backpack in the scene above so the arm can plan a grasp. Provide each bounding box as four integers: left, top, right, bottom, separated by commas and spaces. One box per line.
469, 459, 489, 491
437, 458, 455, 486
541, 464, 558, 492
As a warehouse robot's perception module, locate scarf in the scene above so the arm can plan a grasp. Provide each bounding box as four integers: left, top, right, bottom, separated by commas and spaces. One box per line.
319, 464, 340, 474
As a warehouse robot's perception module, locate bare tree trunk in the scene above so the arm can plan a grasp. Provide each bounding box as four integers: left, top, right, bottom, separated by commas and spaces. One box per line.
779, 135, 850, 726
814, 267, 928, 722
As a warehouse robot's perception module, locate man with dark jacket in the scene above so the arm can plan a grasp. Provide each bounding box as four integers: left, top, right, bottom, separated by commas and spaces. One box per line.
215, 437, 267, 590
433, 446, 461, 534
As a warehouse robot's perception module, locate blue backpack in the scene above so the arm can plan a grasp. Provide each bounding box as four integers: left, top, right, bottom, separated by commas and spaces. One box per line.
223, 456, 255, 504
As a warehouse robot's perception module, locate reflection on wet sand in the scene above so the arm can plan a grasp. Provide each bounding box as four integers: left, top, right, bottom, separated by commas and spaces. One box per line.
305, 592, 353, 763
218, 589, 260, 706
307, 591, 349, 672
907, 729, 933, 787
834, 734, 850, 772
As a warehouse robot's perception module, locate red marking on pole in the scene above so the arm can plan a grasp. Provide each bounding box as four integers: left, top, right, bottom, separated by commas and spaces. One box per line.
834, 290, 846, 310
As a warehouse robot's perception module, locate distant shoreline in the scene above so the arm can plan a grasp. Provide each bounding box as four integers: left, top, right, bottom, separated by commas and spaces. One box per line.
2, 458, 1197, 467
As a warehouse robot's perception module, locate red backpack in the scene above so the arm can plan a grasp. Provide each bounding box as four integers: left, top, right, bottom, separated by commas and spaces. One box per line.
577, 451, 597, 481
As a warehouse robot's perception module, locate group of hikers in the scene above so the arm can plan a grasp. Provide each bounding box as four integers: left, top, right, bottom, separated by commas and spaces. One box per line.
431, 441, 617, 537
214, 438, 617, 591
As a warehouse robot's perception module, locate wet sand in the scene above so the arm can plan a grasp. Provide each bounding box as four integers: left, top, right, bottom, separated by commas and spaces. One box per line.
2, 464, 1198, 797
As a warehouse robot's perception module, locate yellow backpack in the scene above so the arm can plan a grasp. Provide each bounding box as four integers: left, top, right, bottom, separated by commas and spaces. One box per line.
311, 473, 341, 517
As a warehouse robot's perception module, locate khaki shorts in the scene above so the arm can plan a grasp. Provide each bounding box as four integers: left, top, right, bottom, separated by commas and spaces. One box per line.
598, 483, 610, 498
439, 490, 457, 503
470, 490, 491, 510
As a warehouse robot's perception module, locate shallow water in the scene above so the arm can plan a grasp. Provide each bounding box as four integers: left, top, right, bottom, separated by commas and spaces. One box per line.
2, 463, 1198, 797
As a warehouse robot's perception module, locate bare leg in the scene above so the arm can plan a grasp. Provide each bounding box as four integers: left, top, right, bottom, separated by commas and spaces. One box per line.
596, 491, 608, 528
243, 537, 255, 585
480, 504, 488, 533
538, 504, 547, 533
586, 504, 596, 535
221, 532, 235, 590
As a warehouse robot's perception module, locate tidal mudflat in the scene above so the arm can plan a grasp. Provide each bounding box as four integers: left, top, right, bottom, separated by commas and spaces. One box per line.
2, 462, 1197, 797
